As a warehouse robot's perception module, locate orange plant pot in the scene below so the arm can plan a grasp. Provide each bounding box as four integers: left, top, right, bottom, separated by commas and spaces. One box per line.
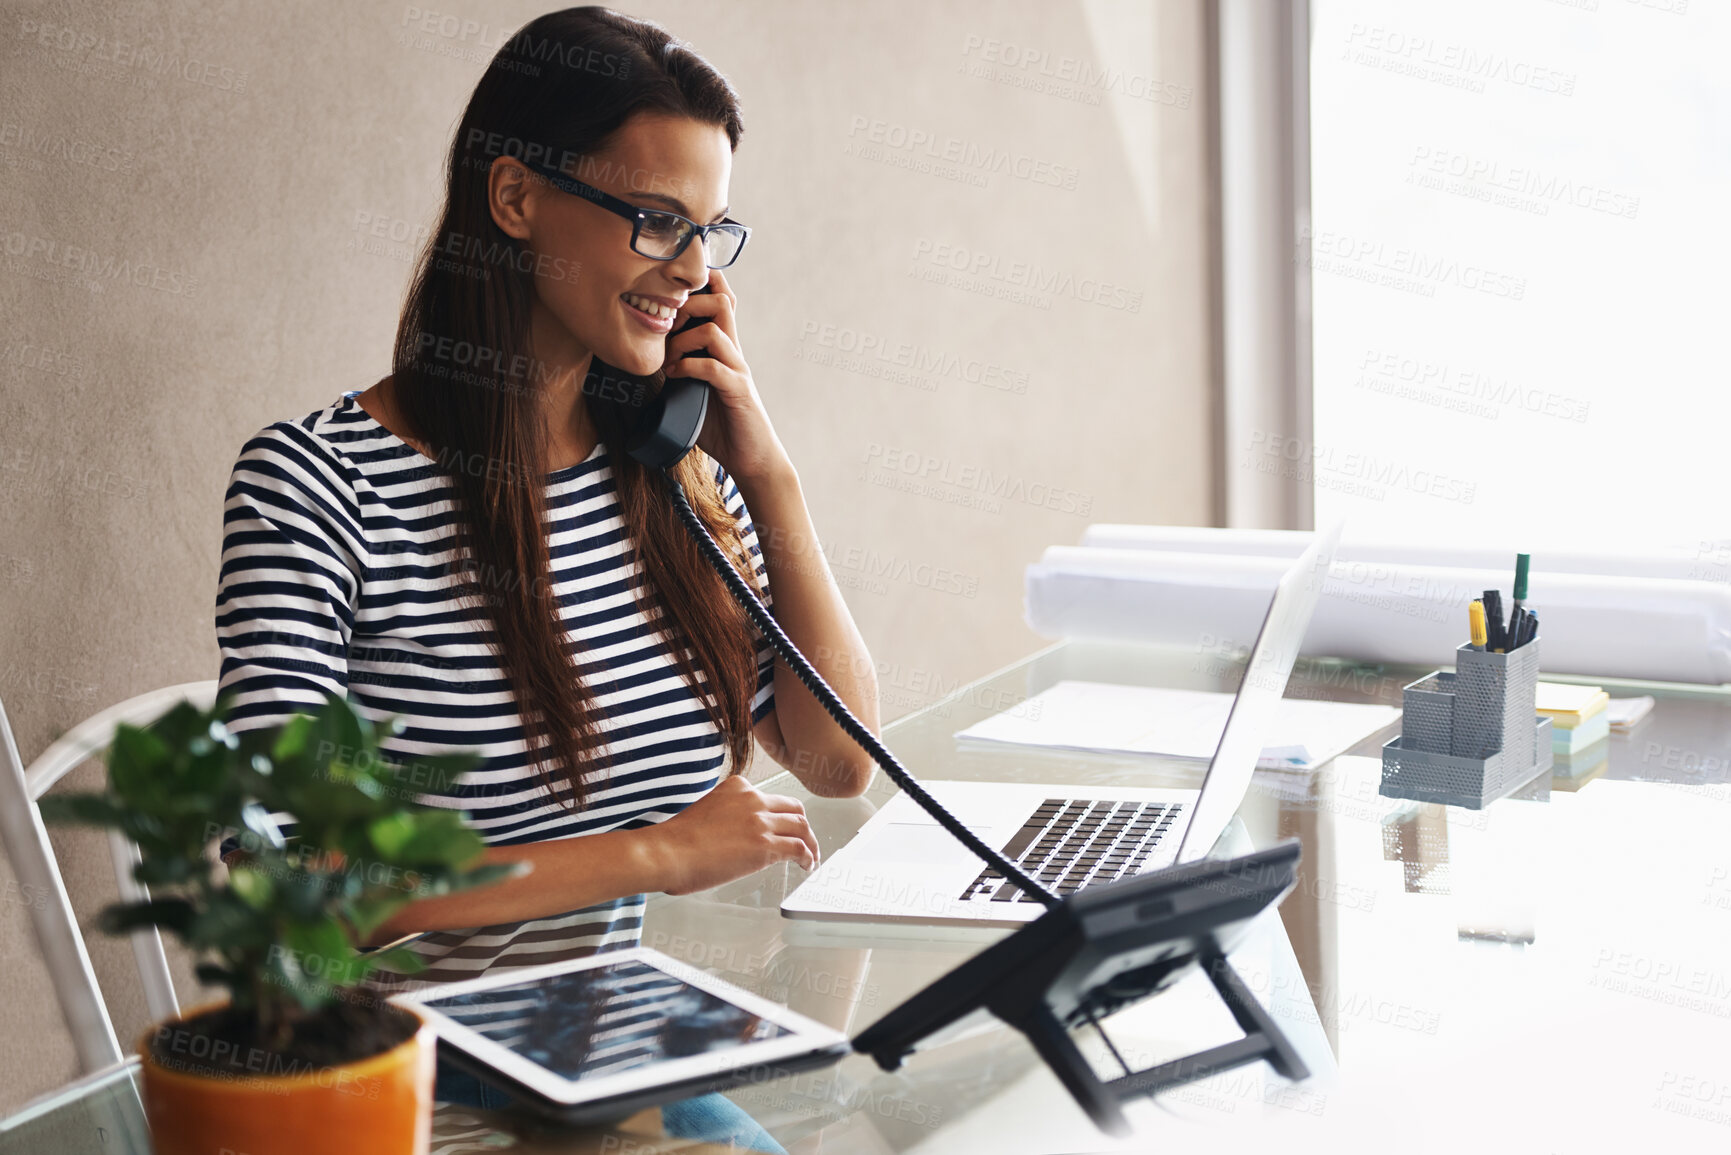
137, 1004, 435, 1155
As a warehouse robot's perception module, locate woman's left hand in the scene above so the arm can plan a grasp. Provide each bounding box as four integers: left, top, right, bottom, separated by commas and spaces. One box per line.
662, 269, 792, 486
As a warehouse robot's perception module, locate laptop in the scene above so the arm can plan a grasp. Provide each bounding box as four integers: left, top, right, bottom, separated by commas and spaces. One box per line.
780, 520, 1343, 930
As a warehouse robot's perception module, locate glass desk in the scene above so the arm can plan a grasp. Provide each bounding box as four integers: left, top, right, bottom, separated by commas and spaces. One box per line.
7, 638, 1730, 1152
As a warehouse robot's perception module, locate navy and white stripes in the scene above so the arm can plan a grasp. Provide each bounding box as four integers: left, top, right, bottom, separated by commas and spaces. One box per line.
215, 391, 774, 983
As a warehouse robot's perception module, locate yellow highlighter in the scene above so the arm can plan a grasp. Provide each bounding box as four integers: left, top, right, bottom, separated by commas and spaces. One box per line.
1469, 599, 1488, 650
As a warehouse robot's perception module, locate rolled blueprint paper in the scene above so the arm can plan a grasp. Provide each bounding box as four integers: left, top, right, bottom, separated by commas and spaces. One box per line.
1025, 545, 1731, 684
1077, 525, 1731, 585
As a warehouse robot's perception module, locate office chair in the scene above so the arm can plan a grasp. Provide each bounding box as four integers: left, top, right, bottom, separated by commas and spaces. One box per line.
0, 681, 215, 1075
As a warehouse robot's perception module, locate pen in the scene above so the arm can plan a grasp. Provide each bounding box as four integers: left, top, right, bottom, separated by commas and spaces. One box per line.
1508, 607, 1525, 650
1523, 608, 1539, 646
1469, 600, 1488, 650
1512, 553, 1530, 616
1483, 589, 1505, 652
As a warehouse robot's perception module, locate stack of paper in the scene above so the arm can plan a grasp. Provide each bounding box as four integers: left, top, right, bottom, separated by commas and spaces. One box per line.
952, 680, 1402, 771
1535, 682, 1611, 755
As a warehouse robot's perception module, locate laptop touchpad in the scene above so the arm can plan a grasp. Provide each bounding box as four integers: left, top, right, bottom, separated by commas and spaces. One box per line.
857, 823, 1003, 865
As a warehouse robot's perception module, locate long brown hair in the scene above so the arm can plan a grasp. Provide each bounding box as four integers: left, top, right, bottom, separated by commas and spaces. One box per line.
390, 6, 761, 810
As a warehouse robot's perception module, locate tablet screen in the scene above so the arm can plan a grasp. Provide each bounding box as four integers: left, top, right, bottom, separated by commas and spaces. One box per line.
420, 958, 792, 1082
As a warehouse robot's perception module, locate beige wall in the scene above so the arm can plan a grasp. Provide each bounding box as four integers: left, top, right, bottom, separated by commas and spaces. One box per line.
0, 0, 1217, 1111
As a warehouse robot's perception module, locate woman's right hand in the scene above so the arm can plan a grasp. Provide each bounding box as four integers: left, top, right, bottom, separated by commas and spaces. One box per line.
641, 775, 821, 896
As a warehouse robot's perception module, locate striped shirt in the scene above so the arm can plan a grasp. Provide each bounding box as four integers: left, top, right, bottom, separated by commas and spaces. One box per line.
215, 391, 775, 986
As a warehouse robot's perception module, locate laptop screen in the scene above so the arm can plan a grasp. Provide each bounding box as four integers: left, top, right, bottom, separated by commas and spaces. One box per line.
1174, 520, 1344, 863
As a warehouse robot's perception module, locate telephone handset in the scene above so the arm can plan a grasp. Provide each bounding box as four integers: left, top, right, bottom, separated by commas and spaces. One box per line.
625, 283, 714, 470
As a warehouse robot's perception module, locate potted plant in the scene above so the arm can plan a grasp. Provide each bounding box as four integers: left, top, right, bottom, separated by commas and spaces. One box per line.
42, 693, 519, 1155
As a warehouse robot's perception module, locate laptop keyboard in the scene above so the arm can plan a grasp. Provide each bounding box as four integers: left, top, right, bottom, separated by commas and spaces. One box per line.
959, 798, 1183, 904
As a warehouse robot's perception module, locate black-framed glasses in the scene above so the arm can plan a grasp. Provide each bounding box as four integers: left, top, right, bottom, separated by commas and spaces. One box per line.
524, 160, 751, 269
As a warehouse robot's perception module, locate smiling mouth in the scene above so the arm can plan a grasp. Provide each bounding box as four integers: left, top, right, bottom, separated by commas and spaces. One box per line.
622, 292, 677, 321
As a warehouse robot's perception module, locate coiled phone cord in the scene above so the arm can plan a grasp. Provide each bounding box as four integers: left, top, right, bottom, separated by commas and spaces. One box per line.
660, 468, 1062, 911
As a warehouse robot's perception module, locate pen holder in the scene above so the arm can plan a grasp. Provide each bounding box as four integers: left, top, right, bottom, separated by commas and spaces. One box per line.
1380, 638, 1552, 809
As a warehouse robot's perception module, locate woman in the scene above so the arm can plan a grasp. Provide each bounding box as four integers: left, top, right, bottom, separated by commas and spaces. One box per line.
214, 7, 878, 1144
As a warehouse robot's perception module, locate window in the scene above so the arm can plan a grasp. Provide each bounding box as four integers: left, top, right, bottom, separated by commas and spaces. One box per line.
1309, 0, 1725, 550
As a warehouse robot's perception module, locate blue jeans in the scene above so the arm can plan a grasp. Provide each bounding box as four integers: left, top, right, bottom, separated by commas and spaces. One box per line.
434, 1060, 787, 1153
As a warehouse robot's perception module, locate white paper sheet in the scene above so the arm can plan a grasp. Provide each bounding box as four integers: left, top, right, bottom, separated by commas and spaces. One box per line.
953, 679, 1402, 770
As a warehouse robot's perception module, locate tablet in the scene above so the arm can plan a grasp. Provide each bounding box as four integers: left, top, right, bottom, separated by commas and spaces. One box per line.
392, 946, 852, 1122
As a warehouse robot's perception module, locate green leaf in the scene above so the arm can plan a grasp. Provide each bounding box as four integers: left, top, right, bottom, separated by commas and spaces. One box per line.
161, 795, 221, 820
264, 938, 323, 1012
228, 866, 274, 910
133, 855, 198, 887
393, 811, 487, 866
343, 894, 409, 941
278, 872, 330, 921
280, 917, 364, 1002
187, 892, 270, 950
97, 899, 196, 937
328, 695, 368, 756
108, 725, 171, 801
115, 810, 172, 849
293, 696, 369, 786
194, 962, 235, 990
345, 773, 388, 802
367, 812, 417, 858
270, 714, 314, 766
368, 944, 426, 976
399, 859, 524, 902
273, 777, 389, 832
38, 794, 129, 829
150, 701, 209, 744
383, 753, 480, 802
178, 725, 232, 794
459, 861, 526, 891
284, 916, 352, 968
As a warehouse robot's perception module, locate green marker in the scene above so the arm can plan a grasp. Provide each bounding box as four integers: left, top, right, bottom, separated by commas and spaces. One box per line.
1512, 552, 1530, 617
